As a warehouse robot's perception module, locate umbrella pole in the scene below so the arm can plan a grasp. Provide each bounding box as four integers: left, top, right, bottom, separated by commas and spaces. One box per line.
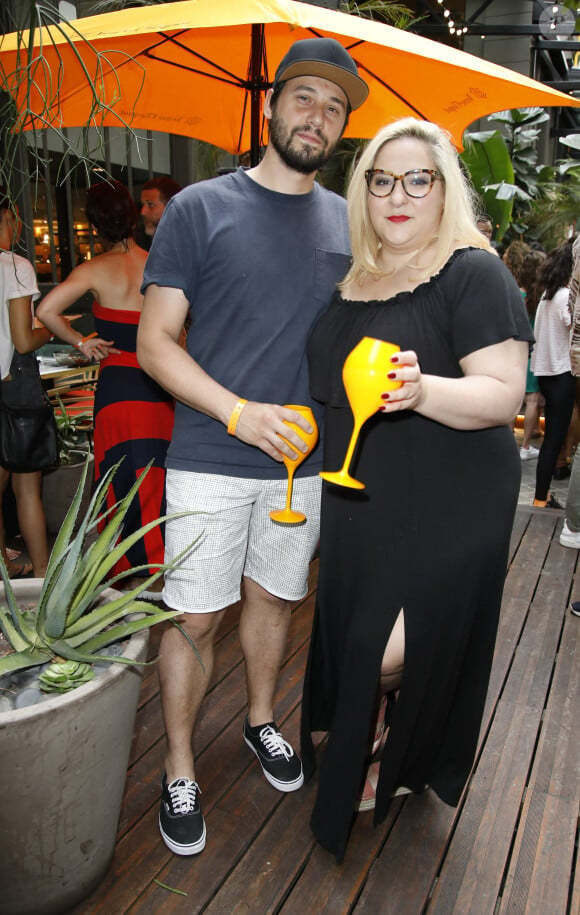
250, 24, 264, 167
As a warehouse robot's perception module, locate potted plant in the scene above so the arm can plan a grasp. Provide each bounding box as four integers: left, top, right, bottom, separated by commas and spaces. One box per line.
42, 396, 95, 532
0, 457, 197, 915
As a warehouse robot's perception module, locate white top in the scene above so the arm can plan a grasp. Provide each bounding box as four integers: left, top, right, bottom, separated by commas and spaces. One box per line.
530, 286, 571, 377
0, 251, 40, 379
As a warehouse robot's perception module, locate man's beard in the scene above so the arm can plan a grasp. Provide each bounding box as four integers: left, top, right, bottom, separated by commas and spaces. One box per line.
269, 111, 337, 174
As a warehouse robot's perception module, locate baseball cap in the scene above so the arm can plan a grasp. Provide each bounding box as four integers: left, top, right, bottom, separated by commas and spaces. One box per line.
272, 37, 369, 111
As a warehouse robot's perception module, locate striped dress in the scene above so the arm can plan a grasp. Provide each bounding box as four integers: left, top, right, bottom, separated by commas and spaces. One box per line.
93, 304, 175, 579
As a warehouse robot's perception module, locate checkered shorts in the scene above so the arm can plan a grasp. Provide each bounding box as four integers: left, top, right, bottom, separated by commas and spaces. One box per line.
163, 470, 321, 613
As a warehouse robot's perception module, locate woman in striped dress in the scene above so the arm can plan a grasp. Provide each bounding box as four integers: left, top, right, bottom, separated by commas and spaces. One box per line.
37, 181, 174, 594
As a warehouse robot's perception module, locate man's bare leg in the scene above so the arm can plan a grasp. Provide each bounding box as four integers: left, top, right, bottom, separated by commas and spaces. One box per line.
238, 576, 291, 726
238, 576, 303, 792
159, 607, 226, 782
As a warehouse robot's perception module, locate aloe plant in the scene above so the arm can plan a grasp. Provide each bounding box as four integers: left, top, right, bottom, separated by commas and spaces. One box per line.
53, 394, 93, 465
0, 456, 197, 684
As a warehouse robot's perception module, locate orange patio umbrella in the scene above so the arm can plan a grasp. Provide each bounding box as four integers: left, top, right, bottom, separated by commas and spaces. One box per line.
1, 0, 579, 164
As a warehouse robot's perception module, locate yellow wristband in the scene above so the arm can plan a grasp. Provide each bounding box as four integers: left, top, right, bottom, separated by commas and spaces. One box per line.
227, 399, 247, 436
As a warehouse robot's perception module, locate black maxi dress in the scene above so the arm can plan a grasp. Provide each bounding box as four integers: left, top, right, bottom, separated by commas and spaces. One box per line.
301, 248, 534, 861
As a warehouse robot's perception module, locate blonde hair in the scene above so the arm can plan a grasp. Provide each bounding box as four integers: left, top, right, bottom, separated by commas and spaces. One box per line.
342, 118, 490, 288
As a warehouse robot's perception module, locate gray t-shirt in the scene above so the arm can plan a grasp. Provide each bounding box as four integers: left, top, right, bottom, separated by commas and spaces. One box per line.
142, 168, 350, 478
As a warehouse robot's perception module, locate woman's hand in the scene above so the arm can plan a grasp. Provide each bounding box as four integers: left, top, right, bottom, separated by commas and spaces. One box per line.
379, 350, 424, 413
77, 336, 120, 361
384, 340, 528, 431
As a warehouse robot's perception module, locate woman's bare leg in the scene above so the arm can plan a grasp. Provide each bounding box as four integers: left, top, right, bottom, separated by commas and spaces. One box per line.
380, 609, 405, 693
0, 466, 15, 572
358, 610, 406, 809
11, 471, 48, 577
522, 401, 540, 450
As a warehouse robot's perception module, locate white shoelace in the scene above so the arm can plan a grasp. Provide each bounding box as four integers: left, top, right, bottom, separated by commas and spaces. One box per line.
258, 725, 294, 760
167, 777, 199, 814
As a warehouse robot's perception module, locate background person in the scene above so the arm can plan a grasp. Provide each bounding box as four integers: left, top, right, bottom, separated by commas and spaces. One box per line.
136, 176, 182, 251
137, 37, 368, 858
518, 248, 546, 459
530, 240, 575, 508
37, 181, 175, 594
0, 188, 51, 578
560, 234, 580, 568
476, 213, 493, 241
300, 118, 532, 862
503, 239, 531, 281
475, 213, 498, 254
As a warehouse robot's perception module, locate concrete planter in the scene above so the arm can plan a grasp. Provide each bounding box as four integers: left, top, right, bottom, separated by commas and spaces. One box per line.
42, 451, 94, 533
0, 579, 148, 915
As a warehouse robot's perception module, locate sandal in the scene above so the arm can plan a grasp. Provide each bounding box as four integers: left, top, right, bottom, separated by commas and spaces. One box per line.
9, 562, 33, 579
357, 761, 380, 812
357, 762, 415, 812
370, 693, 389, 758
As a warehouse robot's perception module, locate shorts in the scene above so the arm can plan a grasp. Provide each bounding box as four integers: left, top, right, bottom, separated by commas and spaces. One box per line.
163, 470, 322, 613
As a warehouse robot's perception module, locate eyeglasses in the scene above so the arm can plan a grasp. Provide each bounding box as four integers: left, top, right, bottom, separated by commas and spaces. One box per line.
365, 168, 442, 198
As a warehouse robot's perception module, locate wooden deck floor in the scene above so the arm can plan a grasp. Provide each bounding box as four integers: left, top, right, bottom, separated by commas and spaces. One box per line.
70, 506, 580, 915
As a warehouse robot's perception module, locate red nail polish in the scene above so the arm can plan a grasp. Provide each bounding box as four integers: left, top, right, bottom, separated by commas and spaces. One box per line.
387, 372, 396, 379
391, 355, 399, 363
381, 393, 390, 400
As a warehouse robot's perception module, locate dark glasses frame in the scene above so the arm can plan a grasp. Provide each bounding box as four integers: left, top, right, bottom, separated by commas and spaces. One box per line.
365, 168, 442, 198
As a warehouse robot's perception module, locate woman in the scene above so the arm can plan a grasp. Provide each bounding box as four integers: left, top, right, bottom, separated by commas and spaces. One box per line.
301, 119, 532, 862
0, 188, 51, 577
530, 240, 575, 507
37, 181, 175, 593
502, 239, 531, 283
518, 249, 546, 459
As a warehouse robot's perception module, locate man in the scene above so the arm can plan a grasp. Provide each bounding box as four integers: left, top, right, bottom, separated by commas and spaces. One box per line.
137, 37, 368, 856
476, 214, 493, 242
476, 214, 499, 254
137, 176, 181, 250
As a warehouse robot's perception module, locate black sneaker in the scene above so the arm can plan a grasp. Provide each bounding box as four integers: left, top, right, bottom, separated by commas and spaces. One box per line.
243, 718, 304, 792
570, 601, 580, 617
546, 492, 564, 509
159, 774, 206, 855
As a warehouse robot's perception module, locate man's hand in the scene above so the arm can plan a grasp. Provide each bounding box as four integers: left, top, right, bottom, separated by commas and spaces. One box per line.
234, 403, 314, 462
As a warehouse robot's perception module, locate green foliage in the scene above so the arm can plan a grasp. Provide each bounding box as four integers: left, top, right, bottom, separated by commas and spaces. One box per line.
526, 160, 580, 250
341, 0, 423, 29
39, 659, 94, 693
461, 108, 560, 246
319, 138, 365, 196
53, 395, 92, 465
0, 456, 199, 683
0, 1, 142, 210
460, 130, 515, 240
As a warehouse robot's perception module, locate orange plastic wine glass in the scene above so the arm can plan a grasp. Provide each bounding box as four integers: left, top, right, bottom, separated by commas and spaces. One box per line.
320, 337, 402, 489
270, 405, 319, 524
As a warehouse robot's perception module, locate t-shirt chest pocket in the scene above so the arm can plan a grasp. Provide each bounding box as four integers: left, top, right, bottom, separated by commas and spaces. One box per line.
314, 249, 351, 309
